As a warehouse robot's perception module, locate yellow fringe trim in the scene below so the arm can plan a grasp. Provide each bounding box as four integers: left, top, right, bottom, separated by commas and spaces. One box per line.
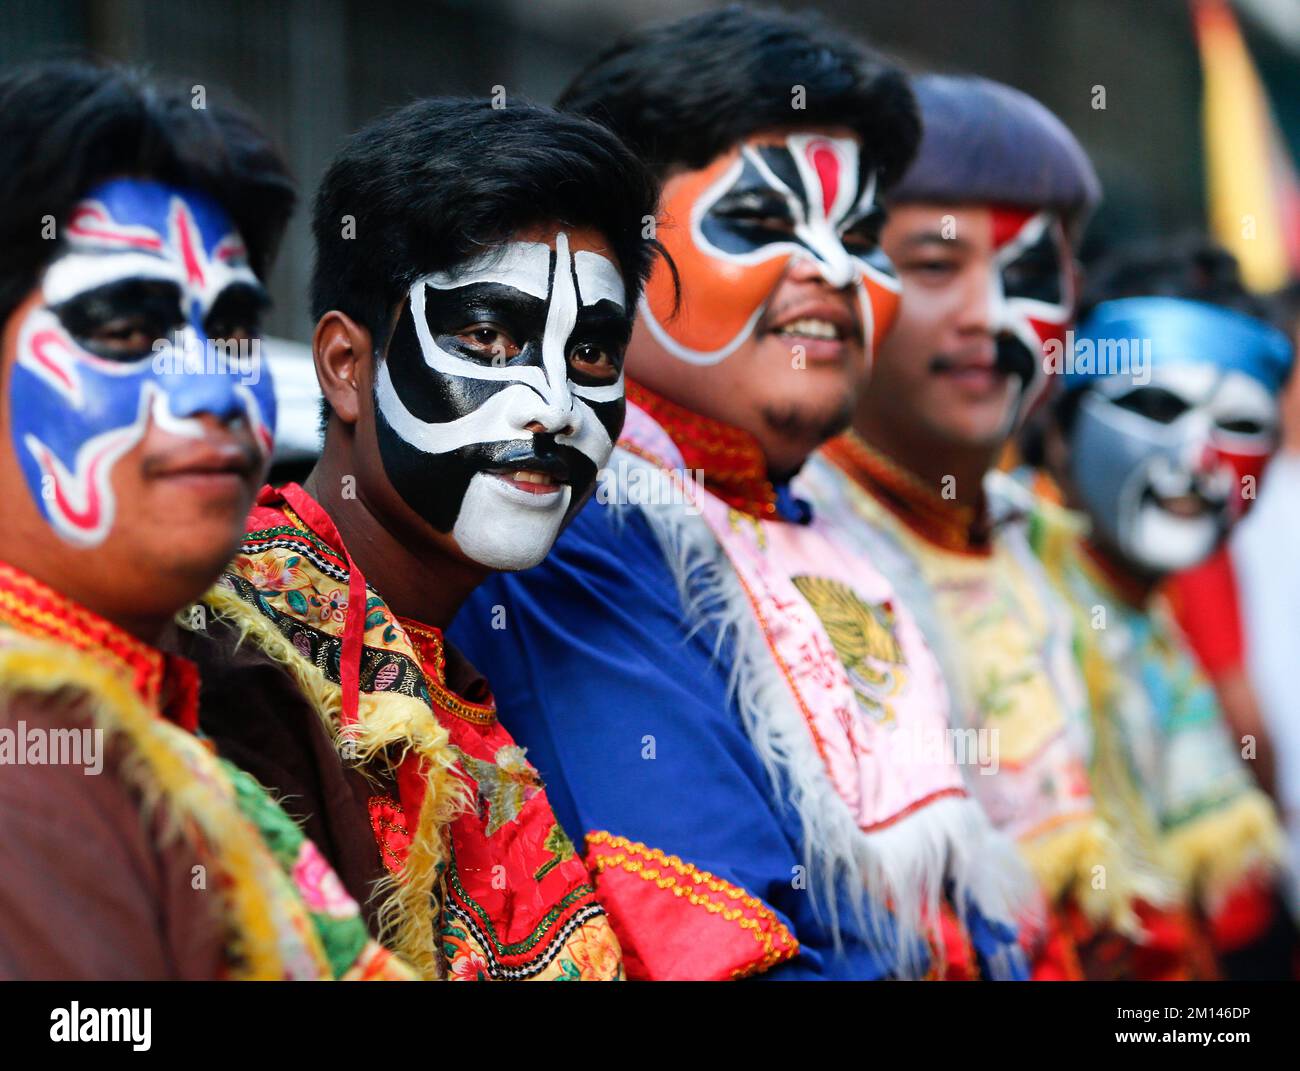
198, 584, 467, 980
0, 638, 328, 979
1161, 788, 1285, 909
1020, 815, 1171, 937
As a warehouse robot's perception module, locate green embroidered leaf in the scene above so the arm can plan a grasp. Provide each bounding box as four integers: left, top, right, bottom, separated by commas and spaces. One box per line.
554, 959, 582, 981
365, 609, 388, 630
286, 589, 309, 615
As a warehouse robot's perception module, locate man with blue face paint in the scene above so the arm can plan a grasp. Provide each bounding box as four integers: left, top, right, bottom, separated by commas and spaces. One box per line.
0, 61, 413, 980
1034, 242, 1294, 978
11, 176, 276, 549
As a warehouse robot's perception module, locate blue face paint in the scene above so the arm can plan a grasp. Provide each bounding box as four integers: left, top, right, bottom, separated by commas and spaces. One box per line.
8, 178, 277, 545
1061, 297, 1292, 574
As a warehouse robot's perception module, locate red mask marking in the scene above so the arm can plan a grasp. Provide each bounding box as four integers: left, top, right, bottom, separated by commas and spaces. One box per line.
173, 202, 207, 290
808, 139, 841, 216
67, 204, 164, 252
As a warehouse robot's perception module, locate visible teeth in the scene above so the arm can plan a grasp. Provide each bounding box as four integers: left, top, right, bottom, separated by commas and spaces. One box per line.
776, 317, 838, 340
511, 470, 552, 485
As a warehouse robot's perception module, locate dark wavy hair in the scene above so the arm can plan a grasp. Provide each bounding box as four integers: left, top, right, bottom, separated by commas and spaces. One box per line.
310, 96, 663, 347
557, 4, 919, 190
0, 59, 295, 329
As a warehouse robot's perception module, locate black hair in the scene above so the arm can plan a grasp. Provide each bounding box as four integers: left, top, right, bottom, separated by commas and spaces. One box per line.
1046, 235, 1277, 438
890, 74, 1100, 240
557, 4, 919, 189
1079, 233, 1274, 323
310, 96, 663, 349
0, 59, 295, 329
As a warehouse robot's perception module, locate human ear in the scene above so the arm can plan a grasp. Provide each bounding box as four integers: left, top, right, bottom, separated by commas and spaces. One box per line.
312, 310, 373, 426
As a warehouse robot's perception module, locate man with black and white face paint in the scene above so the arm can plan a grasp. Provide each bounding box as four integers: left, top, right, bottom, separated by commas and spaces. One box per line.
175, 98, 663, 980
374, 230, 628, 570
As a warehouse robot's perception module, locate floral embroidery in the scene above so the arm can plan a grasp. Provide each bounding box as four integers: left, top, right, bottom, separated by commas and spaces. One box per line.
534, 823, 577, 881
564, 923, 625, 980
292, 839, 360, 920
235, 551, 312, 593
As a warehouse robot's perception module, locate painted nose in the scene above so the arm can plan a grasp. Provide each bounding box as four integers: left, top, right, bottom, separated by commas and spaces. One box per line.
524, 415, 576, 438
157, 325, 247, 424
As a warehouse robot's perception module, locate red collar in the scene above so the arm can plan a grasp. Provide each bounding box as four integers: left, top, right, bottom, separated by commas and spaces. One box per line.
822, 432, 992, 556
398, 617, 497, 727
626, 380, 778, 519
0, 561, 199, 731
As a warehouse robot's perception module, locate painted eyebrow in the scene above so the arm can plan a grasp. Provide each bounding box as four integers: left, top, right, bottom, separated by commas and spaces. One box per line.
570, 304, 633, 341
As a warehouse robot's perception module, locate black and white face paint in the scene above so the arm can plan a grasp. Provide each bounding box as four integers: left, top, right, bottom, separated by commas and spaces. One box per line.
374, 232, 627, 570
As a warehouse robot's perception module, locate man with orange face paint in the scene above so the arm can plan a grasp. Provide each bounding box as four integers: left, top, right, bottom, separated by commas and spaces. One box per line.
796, 75, 1201, 979
451, 8, 1033, 980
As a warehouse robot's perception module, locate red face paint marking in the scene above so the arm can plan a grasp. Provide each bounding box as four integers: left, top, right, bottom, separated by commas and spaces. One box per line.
808, 140, 841, 218
29, 330, 78, 397
67, 204, 164, 252
173, 202, 207, 290
989, 206, 1037, 250
35, 442, 102, 532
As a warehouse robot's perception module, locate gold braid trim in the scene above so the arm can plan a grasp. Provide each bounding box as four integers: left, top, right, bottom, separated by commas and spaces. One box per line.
1018, 813, 1171, 938
0, 637, 327, 979
1161, 788, 1285, 907
198, 583, 468, 980
585, 831, 798, 979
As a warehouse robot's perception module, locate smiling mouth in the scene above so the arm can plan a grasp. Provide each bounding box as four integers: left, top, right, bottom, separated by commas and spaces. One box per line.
1148, 491, 1210, 518
496, 469, 563, 495
774, 317, 844, 341
486, 456, 570, 497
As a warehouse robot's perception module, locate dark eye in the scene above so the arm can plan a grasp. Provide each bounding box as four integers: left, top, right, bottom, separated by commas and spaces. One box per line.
1112, 387, 1189, 424
1001, 231, 1065, 305
85, 317, 164, 358
204, 284, 268, 343
712, 192, 795, 233
54, 279, 182, 362
842, 208, 885, 255
903, 256, 960, 281
569, 342, 620, 383
456, 323, 520, 362
1217, 417, 1266, 436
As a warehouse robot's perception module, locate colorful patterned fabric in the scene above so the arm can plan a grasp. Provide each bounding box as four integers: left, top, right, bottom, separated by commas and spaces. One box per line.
0, 561, 412, 980
1029, 505, 1285, 918
798, 438, 1151, 938
205, 484, 623, 981
453, 390, 1031, 980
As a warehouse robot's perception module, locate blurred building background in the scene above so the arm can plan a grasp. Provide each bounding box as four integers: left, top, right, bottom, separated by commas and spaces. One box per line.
2, 0, 1299, 341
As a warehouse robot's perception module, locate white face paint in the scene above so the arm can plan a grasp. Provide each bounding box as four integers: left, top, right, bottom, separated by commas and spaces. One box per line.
1071, 363, 1278, 573
9, 178, 274, 546
373, 231, 629, 570
638, 132, 900, 368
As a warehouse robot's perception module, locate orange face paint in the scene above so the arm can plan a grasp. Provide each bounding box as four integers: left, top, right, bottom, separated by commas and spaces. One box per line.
642, 132, 901, 368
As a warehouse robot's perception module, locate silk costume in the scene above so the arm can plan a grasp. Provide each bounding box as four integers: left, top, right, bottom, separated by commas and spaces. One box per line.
451, 382, 1032, 980
0, 561, 411, 980
190, 482, 624, 980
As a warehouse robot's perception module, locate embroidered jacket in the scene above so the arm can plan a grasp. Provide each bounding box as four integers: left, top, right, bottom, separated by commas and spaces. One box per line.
190, 483, 623, 980
1031, 511, 1285, 954
0, 561, 411, 980
799, 435, 1223, 979
450, 383, 1032, 980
